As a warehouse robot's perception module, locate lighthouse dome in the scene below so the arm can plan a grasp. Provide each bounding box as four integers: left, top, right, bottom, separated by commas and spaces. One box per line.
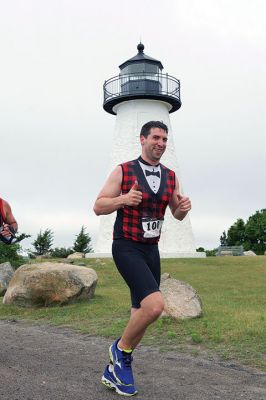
119, 43, 163, 73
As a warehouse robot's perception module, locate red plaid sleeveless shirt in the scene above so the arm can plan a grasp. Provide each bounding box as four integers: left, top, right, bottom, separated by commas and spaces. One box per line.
113, 159, 176, 244
0, 198, 5, 226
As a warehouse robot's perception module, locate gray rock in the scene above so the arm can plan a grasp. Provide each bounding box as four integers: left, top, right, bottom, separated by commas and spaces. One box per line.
243, 250, 257, 256
58, 259, 74, 264
67, 252, 85, 259
161, 272, 171, 282
0, 262, 14, 296
160, 274, 203, 319
3, 262, 98, 307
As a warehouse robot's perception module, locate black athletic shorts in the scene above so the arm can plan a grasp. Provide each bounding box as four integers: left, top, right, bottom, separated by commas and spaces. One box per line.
112, 239, 161, 308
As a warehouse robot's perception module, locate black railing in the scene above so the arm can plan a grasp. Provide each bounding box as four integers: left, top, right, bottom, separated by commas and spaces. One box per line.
103, 72, 181, 104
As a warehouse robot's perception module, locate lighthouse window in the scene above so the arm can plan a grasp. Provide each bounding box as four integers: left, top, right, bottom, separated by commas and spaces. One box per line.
145, 64, 159, 74
126, 63, 159, 75
128, 63, 145, 74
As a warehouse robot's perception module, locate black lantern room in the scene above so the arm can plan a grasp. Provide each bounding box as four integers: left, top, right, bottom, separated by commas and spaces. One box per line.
103, 43, 181, 115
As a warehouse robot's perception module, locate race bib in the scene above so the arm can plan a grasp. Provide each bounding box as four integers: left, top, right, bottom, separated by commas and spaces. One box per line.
141, 217, 164, 238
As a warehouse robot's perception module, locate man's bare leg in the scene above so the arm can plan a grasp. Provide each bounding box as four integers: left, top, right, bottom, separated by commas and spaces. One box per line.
118, 291, 164, 350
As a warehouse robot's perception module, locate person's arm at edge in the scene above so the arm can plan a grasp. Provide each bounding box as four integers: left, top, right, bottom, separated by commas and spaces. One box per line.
169, 176, 192, 221
3, 200, 18, 233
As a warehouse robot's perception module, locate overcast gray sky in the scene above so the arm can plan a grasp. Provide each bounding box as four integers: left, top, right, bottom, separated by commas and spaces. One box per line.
1, 0, 265, 252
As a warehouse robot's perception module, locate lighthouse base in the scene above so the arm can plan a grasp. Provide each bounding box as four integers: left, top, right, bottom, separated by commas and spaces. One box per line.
86, 251, 206, 259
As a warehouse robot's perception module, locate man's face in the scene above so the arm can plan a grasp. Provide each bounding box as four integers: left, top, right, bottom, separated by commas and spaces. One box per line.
140, 128, 168, 162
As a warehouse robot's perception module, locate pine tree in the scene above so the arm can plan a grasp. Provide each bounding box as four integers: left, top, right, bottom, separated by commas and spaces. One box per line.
32, 229, 54, 255
73, 226, 92, 254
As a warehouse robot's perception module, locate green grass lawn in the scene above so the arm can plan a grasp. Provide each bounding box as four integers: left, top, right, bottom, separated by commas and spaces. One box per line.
1, 256, 266, 370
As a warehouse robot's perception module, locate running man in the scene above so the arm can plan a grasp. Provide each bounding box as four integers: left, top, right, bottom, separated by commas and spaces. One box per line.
0, 197, 18, 244
93, 121, 192, 396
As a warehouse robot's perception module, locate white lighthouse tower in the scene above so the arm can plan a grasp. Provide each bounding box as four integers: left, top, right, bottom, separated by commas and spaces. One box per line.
94, 43, 204, 258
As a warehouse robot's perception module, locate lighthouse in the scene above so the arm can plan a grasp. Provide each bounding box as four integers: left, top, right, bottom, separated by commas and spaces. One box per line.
93, 43, 205, 258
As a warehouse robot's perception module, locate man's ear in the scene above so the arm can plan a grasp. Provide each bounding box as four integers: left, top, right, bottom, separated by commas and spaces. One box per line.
140, 135, 145, 146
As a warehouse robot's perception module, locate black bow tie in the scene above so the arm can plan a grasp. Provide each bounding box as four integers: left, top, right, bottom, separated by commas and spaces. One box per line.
145, 170, 160, 178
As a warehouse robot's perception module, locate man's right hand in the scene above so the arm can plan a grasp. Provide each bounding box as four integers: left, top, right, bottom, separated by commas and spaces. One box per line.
0, 224, 13, 237
124, 181, 142, 206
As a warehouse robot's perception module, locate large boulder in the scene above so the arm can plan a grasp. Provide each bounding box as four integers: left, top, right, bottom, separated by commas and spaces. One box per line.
0, 262, 14, 296
3, 262, 98, 307
160, 273, 203, 319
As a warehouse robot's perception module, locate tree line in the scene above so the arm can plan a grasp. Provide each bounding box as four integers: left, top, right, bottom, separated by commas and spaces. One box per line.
1, 209, 265, 266
0, 226, 93, 268
30, 226, 92, 257
220, 209, 265, 255
197, 209, 265, 256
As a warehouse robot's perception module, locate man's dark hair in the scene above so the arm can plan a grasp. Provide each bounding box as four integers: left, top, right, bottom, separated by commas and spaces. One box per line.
140, 121, 168, 138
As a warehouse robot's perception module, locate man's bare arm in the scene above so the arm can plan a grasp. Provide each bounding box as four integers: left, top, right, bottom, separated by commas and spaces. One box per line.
169, 177, 192, 221
93, 166, 142, 216
2, 200, 18, 235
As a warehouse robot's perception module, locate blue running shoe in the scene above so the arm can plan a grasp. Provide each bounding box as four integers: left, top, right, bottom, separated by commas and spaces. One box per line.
101, 364, 138, 396
109, 338, 135, 386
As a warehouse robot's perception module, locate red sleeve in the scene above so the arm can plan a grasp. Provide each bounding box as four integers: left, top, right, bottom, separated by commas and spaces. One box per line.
0, 198, 6, 220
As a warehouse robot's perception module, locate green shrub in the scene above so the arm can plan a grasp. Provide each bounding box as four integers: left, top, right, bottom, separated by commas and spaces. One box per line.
0, 242, 25, 269
196, 247, 205, 252
206, 249, 217, 257
50, 247, 74, 258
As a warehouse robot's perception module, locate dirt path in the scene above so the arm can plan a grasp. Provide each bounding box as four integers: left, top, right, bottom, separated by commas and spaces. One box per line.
0, 320, 265, 400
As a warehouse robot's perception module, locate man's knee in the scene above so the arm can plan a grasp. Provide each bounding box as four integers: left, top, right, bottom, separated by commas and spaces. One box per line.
141, 292, 165, 320
150, 302, 164, 320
